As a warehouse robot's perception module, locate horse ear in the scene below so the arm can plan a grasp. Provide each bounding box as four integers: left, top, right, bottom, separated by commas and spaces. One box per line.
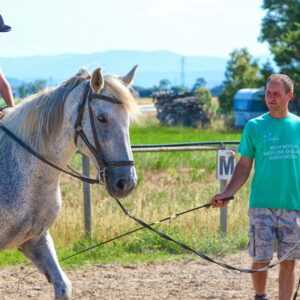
90, 68, 104, 94
119, 65, 138, 87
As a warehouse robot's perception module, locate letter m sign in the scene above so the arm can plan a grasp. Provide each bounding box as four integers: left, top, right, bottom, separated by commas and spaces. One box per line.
217, 149, 236, 180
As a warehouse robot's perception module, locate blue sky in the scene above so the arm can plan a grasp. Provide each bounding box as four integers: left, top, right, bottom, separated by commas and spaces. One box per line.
1, 0, 269, 58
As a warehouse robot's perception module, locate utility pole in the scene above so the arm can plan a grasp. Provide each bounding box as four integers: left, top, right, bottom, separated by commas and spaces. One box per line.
180, 56, 185, 88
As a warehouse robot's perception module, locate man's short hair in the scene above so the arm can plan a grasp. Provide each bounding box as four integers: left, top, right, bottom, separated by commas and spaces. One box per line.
267, 74, 294, 94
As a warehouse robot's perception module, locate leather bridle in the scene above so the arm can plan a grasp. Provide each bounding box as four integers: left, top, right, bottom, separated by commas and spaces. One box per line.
73, 82, 135, 184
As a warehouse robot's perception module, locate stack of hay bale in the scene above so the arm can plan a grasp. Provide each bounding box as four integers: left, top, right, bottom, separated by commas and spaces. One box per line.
153, 91, 209, 127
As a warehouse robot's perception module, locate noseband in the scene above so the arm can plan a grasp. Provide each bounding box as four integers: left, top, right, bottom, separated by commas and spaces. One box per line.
73, 82, 135, 184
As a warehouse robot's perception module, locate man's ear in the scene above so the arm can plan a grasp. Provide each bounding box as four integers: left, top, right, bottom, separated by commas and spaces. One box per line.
288, 91, 294, 101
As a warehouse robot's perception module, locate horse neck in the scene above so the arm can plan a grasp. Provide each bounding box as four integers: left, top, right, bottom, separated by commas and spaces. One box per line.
43, 126, 77, 168
44, 86, 83, 168
3, 99, 78, 177
22, 123, 76, 179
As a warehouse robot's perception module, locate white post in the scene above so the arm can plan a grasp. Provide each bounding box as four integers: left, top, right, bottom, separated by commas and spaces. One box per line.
82, 154, 92, 238
220, 179, 228, 233
217, 148, 236, 234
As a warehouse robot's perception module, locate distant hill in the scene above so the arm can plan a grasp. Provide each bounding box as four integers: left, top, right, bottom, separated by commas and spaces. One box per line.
0, 50, 271, 89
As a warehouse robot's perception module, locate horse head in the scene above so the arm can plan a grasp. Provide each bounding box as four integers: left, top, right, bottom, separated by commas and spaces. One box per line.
72, 66, 139, 198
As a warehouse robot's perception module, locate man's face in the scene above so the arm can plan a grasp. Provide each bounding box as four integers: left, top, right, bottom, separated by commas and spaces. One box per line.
265, 80, 293, 112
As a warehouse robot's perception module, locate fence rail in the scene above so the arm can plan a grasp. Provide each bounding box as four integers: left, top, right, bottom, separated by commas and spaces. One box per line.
132, 140, 240, 148
82, 140, 240, 237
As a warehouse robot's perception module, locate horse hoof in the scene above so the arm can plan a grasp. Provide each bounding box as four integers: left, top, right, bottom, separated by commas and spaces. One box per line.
55, 290, 72, 300
54, 278, 72, 300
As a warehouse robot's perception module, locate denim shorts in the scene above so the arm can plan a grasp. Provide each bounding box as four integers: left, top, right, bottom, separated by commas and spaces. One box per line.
248, 208, 300, 262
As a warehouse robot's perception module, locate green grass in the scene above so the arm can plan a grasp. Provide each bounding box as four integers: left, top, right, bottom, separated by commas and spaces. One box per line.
0, 250, 26, 266
130, 122, 242, 171
130, 124, 241, 144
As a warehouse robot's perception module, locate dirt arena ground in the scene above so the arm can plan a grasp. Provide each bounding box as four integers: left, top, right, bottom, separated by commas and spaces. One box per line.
0, 251, 299, 299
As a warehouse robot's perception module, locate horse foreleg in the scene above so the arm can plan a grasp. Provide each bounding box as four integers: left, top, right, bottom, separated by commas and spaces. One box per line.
18, 232, 72, 300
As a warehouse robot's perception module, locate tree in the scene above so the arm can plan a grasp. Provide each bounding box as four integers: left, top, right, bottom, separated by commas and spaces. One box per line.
158, 79, 171, 91
257, 60, 275, 88
18, 83, 27, 98
170, 85, 188, 94
211, 84, 225, 97
260, 0, 300, 98
17, 79, 47, 98
219, 48, 260, 111
195, 86, 213, 109
132, 85, 153, 97
27, 79, 47, 95
192, 77, 207, 91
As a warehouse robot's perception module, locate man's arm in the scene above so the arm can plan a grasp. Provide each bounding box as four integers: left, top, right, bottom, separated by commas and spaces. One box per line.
0, 71, 15, 107
211, 156, 253, 207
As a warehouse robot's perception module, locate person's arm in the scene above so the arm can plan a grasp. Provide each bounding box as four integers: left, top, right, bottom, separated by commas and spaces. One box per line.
0, 71, 15, 107
210, 156, 253, 207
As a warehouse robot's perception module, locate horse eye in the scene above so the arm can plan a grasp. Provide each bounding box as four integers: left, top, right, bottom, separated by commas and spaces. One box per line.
97, 115, 108, 124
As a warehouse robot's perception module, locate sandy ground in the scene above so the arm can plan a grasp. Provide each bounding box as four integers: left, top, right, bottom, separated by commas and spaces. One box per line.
0, 251, 299, 300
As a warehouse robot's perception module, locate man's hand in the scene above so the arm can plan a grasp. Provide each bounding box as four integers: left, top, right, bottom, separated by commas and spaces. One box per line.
0, 111, 4, 120
209, 156, 252, 208
210, 193, 233, 208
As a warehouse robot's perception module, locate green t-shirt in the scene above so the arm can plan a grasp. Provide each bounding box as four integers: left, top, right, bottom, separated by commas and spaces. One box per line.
239, 112, 300, 210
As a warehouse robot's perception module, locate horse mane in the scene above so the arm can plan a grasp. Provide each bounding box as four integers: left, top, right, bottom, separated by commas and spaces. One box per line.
0, 69, 139, 156
0, 69, 90, 156
104, 75, 140, 118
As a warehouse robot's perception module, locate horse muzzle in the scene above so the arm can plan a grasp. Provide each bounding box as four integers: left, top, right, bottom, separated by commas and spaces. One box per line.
104, 165, 137, 198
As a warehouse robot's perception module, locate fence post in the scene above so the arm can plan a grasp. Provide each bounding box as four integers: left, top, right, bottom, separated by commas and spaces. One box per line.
82, 154, 92, 238
217, 147, 236, 234
220, 179, 228, 233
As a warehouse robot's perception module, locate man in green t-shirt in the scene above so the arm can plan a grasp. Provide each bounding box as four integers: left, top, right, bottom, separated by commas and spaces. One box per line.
0, 14, 15, 117
211, 74, 298, 300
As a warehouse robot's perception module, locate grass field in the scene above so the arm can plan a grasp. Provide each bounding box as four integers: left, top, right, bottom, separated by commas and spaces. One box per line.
0, 115, 250, 267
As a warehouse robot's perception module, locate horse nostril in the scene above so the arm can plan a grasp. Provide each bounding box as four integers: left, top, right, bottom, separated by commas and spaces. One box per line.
116, 179, 125, 191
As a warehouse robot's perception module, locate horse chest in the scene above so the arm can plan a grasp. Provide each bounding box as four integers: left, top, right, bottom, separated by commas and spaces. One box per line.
0, 207, 58, 249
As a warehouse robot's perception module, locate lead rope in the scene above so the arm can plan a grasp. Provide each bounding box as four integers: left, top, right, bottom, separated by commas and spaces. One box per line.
113, 196, 300, 272
113, 195, 300, 300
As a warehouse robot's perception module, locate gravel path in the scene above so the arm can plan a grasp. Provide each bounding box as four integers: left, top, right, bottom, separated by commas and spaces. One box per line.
0, 251, 299, 299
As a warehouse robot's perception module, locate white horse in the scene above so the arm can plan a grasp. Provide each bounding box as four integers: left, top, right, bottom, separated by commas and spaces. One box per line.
0, 66, 138, 299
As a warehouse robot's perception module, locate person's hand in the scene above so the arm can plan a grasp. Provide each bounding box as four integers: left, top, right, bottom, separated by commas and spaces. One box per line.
0, 111, 4, 120
210, 193, 233, 208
